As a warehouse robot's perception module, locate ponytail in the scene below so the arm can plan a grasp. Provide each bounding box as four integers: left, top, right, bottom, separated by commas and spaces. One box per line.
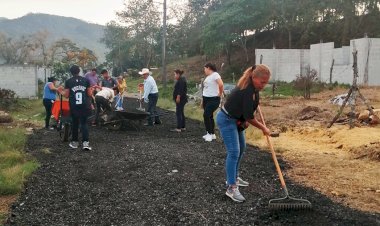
236, 64, 271, 90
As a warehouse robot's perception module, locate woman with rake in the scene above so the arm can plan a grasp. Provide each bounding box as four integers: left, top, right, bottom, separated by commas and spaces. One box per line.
216, 64, 271, 202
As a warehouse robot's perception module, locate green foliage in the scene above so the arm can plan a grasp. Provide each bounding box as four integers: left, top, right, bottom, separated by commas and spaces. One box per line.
263, 81, 303, 97
103, 0, 161, 69
52, 61, 71, 82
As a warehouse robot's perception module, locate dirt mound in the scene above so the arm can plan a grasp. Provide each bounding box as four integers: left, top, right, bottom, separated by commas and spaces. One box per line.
349, 142, 380, 161
4, 100, 379, 225
297, 106, 332, 121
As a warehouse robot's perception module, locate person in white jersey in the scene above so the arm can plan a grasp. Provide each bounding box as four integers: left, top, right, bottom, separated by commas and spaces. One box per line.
201, 62, 224, 142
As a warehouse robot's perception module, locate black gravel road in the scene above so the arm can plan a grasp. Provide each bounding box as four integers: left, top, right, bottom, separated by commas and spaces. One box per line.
5, 99, 380, 225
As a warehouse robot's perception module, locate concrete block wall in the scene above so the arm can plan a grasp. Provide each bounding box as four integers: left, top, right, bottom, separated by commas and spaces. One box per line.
0, 65, 38, 98
36, 67, 53, 82
256, 38, 380, 85
351, 38, 380, 85
332, 65, 352, 84
368, 39, 380, 85
310, 42, 334, 82
255, 49, 310, 82
333, 46, 350, 65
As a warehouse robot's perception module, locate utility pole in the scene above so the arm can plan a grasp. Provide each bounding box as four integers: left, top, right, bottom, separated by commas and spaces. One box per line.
162, 0, 167, 88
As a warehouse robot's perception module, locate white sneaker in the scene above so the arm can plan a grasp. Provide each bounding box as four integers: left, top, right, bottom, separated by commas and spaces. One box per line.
225, 177, 249, 187
210, 134, 216, 140
69, 141, 78, 149
236, 177, 249, 187
82, 141, 92, 151
204, 133, 212, 142
225, 186, 245, 202
116, 107, 124, 111
202, 133, 210, 139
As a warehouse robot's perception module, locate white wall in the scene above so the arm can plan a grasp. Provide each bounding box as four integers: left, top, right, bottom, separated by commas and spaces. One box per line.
256, 38, 380, 85
36, 66, 53, 82
350, 38, 380, 85
255, 49, 310, 82
310, 42, 334, 82
0, 65, 38, 98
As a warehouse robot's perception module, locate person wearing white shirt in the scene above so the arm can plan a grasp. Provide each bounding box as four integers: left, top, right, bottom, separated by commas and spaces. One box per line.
139, 68, 161, 126
202, 63, 224, 142
94, 87, 115, 125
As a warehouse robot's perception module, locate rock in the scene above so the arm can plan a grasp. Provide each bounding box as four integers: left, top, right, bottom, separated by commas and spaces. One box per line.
369, 115, 379, 125
358, 110, 370, 120
25, 127, 34, 135
270, 132, 280, 137
331, 191, 346, 197
0, 111, 13, 123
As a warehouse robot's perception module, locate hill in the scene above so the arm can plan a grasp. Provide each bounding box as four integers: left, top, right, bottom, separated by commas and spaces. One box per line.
0, 13, 107, 62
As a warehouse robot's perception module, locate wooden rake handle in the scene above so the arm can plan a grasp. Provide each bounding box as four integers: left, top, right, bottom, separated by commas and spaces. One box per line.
257, 105, 288, 191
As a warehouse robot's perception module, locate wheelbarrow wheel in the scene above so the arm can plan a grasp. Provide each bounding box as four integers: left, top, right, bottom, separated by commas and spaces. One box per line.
105, 115, 123, 131
60, 122, 71, 142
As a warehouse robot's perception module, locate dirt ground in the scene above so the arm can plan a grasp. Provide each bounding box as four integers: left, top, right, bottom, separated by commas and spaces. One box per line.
247, 86, 380, 214
3, 97, 380, 225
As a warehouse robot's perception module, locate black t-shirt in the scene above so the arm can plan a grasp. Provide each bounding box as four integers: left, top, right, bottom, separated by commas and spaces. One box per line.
101, 77, 117, 88
65, 75, 91, 116
173, 76, 188, 102
224, 82, 259, 121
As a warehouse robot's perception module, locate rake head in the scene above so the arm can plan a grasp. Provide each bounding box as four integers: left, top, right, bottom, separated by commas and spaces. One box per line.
269, 195, 312, 211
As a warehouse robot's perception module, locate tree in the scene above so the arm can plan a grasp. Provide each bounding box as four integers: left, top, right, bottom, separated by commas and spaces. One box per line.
49, 38, 80, 65
116, 0, 161, 68
0, 33, 35, 64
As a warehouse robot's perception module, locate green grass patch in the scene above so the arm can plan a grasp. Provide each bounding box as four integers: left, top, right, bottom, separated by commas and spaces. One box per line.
0, 160, 39, 195
0, 128, 39, 196
9, 99, 45, 125
184, 103, 204, 121
0, 128, 26, 153
263, 82, 303, 97
157, 98, 176, 111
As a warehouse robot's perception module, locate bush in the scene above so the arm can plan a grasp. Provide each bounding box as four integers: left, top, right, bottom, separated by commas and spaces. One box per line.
294, 69, 319, 99
0, 89, 19, 111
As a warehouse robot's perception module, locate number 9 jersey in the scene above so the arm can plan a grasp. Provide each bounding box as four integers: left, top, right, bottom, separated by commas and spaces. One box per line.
65, 75, 91, 117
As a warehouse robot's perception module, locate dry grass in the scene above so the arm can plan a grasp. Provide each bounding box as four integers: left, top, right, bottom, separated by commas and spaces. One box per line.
246, 86, 380, 213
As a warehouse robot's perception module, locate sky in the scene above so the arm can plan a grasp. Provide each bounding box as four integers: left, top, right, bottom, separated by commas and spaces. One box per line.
0, 0, 126, 25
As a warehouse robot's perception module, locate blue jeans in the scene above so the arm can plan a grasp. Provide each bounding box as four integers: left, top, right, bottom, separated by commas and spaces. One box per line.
115, 94, 123, 108
147, 93, 161, 125
216, 110, 246, 185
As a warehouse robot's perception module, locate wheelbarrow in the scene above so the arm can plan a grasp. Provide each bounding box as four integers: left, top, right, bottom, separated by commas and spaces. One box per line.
52, 95, 72, 142
102, 108, 150, 131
